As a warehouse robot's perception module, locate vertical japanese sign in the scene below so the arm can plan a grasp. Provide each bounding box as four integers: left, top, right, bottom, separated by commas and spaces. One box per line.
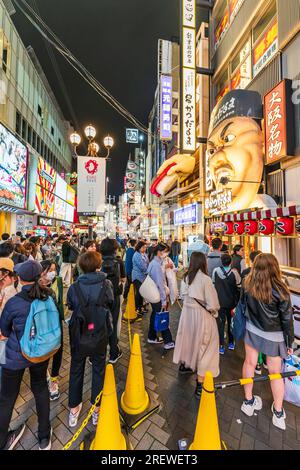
264, 79, 294, 164
77, 156, 106, 214
160, 75, 173, 141
181, 0, 196, 153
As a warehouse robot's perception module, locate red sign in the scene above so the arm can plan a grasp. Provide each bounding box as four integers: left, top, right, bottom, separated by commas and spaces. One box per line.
276, 217, 294, 236
233, 221, 244, 235
224, 222, 234, 235
264, 80, 295, 164
215, 9, 229, 48
244, 221, 258, 235
253, 19, 278, 77
259, 219, 274, 235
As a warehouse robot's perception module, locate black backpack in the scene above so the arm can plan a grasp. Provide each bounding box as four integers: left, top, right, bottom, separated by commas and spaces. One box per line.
69, 244, 80, 264
101, 257, 123, 296
69, 281, 112, 356
215, 267, 240, 309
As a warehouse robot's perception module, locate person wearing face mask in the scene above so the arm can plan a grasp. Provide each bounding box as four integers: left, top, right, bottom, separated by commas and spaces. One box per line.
40, 260, 64, 401
147, 244, 174, 350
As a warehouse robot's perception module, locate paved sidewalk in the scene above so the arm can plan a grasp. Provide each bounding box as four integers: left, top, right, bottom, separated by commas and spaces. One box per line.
11, 301, 300, 450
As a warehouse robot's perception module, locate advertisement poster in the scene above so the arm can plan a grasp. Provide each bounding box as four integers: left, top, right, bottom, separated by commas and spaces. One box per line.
65, 203, 75, 223
37, 157, 56, 193
35, 185, 55, 217
253, 19, 278, 78
0, 122, 28, 208
160, 75, 173, 141
66, 185, 75, 206
77, 156, 106, 214
54, 196, 66, 220
55, 174, 67, 200
182, 68, 196, 152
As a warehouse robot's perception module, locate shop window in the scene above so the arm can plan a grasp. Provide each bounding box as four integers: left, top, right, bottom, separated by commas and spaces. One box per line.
230, 39, 252, 90
253, 2, 277, 44
37, 135, 41, 154
32, 130, 36, 149
215, 68, 229, 103
252, 1, 278, 78
289, 239, 300, 269
40, 141, 44, 158
15, 111, 21, 136
1, 32, 10, 74
21, 118, 27, 140
267, 170, 284, 206
214, 0, 229, 50
27, 125, 32, 144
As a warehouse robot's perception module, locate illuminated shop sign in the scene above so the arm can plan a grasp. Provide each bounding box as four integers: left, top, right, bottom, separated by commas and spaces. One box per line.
205, 189, 233, 215
174, 203, 198, 225
160, 75, 173, 141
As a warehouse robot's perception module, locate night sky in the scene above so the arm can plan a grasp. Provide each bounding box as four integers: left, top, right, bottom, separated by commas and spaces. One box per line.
11, 0, 180, 197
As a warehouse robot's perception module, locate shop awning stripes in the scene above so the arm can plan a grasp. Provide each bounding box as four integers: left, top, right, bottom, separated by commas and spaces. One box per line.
222, 205, 300, 222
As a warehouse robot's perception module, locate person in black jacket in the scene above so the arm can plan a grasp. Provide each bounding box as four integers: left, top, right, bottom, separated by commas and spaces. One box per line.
241, 253, 294, 431
213, 254, 241, 354
59, 235, 72, 287
231, 244, 247, 275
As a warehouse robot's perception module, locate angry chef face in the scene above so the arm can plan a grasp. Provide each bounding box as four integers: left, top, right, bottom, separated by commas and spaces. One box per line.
207, 116, 264, 211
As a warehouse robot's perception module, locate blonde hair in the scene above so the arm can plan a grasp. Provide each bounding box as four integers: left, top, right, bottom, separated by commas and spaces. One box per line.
244, 253, 290, 304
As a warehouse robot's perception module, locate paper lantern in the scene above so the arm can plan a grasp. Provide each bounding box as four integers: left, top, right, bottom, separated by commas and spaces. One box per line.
244, 221, 258, 235
233, 221, 245, 235
258, 219, 274, 235
224, 222, 234, 235
276, 217, 294, 236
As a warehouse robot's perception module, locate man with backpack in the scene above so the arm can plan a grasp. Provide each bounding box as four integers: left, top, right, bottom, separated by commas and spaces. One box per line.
0, 260, 61, 450
212, 254, 241, 354
67, 251, 114, 428
99, 238, 125, 364
59, 235, 79, 287
207, 238, 223, 277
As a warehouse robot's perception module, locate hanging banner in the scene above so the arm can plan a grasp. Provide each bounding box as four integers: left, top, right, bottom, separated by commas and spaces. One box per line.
182, 68, 196, 152
183, 27, 196, 69
160, 75, 173, 141
264, 79, 295, 164
182, 0, 196, 28
77, 156, 106, 215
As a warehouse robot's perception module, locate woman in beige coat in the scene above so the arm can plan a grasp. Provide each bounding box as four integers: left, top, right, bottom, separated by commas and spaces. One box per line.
173, 252, 220, 399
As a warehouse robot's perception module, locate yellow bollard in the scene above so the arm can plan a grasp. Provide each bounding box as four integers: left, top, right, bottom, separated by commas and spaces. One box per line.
189, 371, 222, 450
90, 364, 126, 450
121, 334, 149, 415
123, 284, 138, 321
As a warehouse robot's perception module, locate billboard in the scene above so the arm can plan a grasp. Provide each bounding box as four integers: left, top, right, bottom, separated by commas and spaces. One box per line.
54, 196, 67, 220
174, 203, 198, 225
37, 157, 56, 193
160, 75, 172, 141
0, 122, 28, 208
55, 174, 67, 200
65, 203, 75, 223
77, 156, 106, 214
66, 185, 75, 206
35, 185, 55, 217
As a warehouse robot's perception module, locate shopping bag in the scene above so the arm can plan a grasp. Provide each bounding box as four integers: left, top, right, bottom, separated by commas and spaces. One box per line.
231, 297, 246, 341
139, 275, 160, 304
154, 311, 169, 332
166, 269, 178, 305
283, 355, 300, 407
0, 339, 7, 365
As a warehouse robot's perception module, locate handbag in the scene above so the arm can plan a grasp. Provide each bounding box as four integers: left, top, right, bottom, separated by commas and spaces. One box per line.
192, 298, 217, 318
154, 310, 170, 332
231, 295, 247, 341
139, 275, 160, 304
0, 339, 7, 365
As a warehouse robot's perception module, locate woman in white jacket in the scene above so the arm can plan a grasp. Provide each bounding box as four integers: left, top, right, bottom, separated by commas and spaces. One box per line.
173, 252, 220, 399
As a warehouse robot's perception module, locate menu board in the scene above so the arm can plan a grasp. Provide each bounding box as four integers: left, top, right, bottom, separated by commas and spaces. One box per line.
0, 122, 28, 208
54, 196, 66, 220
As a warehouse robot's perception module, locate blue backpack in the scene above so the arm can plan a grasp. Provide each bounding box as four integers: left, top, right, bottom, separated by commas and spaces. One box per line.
231, 294, 247, 341
20, 296, 61, 363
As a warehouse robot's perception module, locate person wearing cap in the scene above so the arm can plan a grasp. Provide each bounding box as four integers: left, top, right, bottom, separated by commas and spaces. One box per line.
0, 258, 18, 316
0, 260, 52, 450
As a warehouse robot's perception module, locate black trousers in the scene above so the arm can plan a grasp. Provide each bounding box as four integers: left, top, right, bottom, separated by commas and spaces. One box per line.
133, 279, 143, 312
123, 275, 132, 299
109, 296, 121, 360
68, 348, 107, 408
51, 321, 63, 378
0, 361, 50, 449
218, 307, 234, 346
148, 302, 173, 344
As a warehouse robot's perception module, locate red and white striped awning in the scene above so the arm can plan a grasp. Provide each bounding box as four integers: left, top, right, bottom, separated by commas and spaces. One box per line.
222, 205, 300, 222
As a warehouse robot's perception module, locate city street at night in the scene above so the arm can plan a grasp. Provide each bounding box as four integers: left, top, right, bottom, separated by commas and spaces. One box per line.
0, 0, 300, 461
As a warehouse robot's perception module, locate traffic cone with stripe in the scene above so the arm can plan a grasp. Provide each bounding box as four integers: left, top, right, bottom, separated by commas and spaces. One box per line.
189, 371, 222, 450
90, 364, 126, 450
123, 284, 138, 321
121, 333, 149, 415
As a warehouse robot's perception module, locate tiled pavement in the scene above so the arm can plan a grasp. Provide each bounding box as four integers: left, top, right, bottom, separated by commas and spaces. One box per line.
12, 301, 300, 451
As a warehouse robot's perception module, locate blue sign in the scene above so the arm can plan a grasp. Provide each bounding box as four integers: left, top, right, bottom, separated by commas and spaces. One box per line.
174, 203, 198, 225
160, 75, 172, 141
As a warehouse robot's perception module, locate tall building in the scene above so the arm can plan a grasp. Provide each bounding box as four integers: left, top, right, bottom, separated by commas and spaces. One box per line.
0, 0, 73, 234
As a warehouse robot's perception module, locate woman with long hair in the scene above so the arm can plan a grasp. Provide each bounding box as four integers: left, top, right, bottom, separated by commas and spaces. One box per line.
173, 252, 220, 399
132, 241, 149, 316
241, 253, 294, 430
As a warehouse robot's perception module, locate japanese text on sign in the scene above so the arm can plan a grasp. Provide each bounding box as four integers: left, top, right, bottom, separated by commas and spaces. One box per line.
160, 75, 173, 141
182, 68, 196, 152
174, 203, 198, 225
183, 27, 196, 69
182, 0, 195, 28
253, 20, 278, 78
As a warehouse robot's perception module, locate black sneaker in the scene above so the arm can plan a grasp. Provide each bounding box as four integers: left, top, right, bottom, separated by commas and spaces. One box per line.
195, 382, 203, 400
38, 428, 52, 451
2, 424, 26, 450
108, 349, 123, 364
179, 364, 194, 374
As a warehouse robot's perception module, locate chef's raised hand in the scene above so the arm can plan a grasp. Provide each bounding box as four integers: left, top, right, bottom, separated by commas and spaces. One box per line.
157, 154, 196, 177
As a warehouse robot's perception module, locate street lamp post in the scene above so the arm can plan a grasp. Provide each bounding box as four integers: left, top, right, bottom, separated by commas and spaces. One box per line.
70, 124, 115, 240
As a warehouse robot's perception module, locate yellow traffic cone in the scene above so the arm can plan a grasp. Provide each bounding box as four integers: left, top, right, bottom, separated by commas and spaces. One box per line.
189, 371, 221, 450
123, 284, 138, 321
121, 334, 149, 415
90, 364, 126, 450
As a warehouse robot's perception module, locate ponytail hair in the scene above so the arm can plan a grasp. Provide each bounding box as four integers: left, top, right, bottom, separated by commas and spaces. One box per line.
27, 278, 50, 301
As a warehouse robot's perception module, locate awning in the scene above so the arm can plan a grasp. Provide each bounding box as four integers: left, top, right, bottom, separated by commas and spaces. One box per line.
222, 205, 300, 222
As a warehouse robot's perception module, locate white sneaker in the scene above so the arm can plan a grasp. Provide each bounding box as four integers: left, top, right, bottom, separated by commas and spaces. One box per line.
68, 403, 82, 428
92, 410, 99, 426
271, 403, 286, 430
164, 342, 175, 350
241, 395, 262, 416
147, 338, 164, 344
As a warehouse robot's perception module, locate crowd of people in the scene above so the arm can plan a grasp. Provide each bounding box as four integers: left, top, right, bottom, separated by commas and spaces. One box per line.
0, 229, 295, 450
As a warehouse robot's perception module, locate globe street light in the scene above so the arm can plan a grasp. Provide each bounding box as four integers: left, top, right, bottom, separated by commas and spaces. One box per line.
69, 124, 114, 159
84, 124, 97, 141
